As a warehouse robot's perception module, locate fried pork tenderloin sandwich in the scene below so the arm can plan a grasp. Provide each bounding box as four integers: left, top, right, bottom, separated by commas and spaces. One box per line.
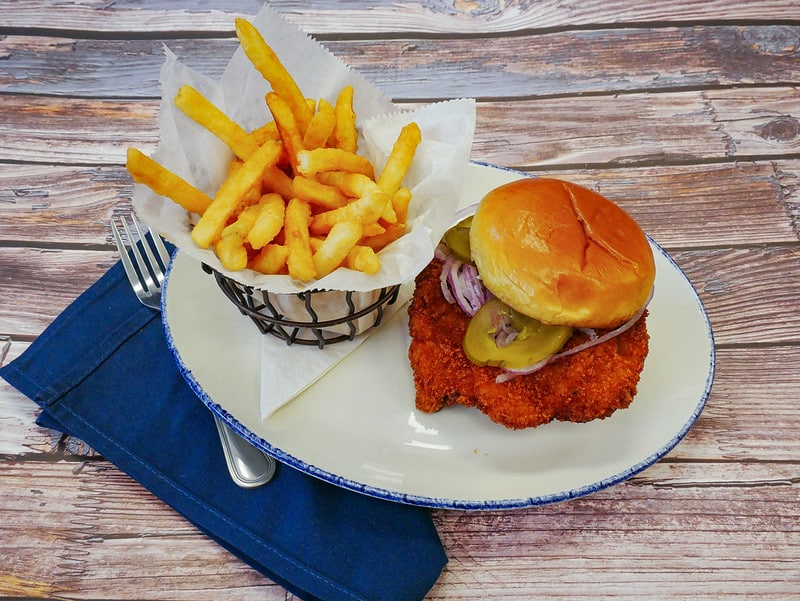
407, 177, 656, 429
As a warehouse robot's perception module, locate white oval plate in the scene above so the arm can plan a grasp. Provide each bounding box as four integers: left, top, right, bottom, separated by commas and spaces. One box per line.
163, 162, 715, 510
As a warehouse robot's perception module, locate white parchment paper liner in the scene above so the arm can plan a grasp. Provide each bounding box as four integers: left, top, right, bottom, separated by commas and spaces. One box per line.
129, 6, 476, 419
132, 5, 476, 295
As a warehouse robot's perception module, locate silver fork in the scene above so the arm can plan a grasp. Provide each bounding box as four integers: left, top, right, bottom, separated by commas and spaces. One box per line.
111, 214, 276, 488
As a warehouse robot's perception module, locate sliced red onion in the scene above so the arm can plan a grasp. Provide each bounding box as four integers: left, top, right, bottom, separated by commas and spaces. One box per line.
492, 313, 519, 347
496, 287, 654, 383
462, 263, 487, 307
438, 252, 457, 304
447, 262, 485, 315
495, 357, 550, 383
437, 244, 489, 316
434, 243, 451, 262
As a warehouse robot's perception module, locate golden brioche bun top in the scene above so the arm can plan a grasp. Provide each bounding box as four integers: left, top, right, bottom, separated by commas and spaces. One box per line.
469, 178, 655, 328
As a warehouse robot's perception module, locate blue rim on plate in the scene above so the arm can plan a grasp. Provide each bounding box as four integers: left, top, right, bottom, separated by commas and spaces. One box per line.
161, 162, 715, 510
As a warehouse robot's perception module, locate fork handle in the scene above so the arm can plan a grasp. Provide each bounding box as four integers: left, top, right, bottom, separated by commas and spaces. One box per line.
213, 416, 276, 488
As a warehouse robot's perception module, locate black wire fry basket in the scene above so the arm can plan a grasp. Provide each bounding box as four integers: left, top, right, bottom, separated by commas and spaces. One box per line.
202, 264, 402, 349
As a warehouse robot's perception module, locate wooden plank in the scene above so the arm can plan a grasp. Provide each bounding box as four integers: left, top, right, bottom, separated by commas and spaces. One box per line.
0, 459, 796, 600
2, 161, 798, 247
0, 248, 118, 337
704, 87, 800, 157
0, 341, 55, 455
430, 465, 800, 599
2, 88, 799, 167
335, 27, 800, 101
0, 0, 797, 34
0, 97, 158, 165
0, 164, 134, 245
4, 27, 800, 99
0, 36, 236, 98
475, 87, 800, 168
673, 246, 800, 346
670, 346, 800, 461
0, 462, 284, 601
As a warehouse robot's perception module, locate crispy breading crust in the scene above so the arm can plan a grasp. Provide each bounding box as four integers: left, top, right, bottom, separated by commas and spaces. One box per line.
407, 261, 650, 429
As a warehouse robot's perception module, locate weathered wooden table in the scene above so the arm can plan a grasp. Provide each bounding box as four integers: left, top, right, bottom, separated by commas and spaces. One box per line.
2, 1, 799, 599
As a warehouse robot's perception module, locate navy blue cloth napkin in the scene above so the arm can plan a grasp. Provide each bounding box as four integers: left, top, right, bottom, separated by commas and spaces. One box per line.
1, 258, 447, 601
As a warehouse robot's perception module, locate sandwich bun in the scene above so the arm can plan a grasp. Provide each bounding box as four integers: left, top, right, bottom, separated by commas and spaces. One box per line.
469, 178, 655, 329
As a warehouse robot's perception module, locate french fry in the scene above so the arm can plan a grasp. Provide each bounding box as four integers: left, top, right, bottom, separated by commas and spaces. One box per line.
332, 85, 357, 153
214, 201, 263, 271
248, 243, 289, 274
215, 235, 248, 271
261, 165, 295, 199
126, 148, 212, 215
361, 222, 386, 237
296, 148, 374, 179
235, 18, 313, 134
227, 158, 243, 175
235, 169, 263, 207
174, 85, 260, 160
308, 236, 324, 253
229, 160, 268, 207
312, 220, 363, 278
390, 186, 412, 224
309, 184, 390, 235
247, 193, 285, 249
266, 92, 305, 173
249, 121, 280, 147
316, 171, 396, 223
214, 237, 247, 271
128, 18, 424, 281
345, 245, 381, 275
293, 175, 349, 210
191, 140, 283, 249
302, 98, 336, 150
222, 203, 260, 238
315, 170, 371, 196
284, 198, 316, 282
360, 222, 406, 251
377, 122, 421, 196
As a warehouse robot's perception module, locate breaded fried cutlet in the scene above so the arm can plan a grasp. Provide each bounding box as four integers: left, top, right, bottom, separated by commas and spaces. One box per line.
407, 261, 650, 429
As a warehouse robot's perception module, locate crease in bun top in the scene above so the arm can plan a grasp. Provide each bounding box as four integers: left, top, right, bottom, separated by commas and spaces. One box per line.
408, 176, 656, 428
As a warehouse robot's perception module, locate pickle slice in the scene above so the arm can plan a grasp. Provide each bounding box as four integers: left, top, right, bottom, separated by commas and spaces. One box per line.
463, 298, 573, 369
442, 216, 473, 263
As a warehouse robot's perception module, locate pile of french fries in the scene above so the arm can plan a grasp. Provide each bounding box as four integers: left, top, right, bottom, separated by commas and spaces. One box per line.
126, 17, 421, 282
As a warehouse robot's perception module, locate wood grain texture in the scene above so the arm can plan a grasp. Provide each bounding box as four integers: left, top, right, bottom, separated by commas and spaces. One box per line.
2, 162, 797, 247
0, 248, 117, 338
0, 165, 135, 245
1, 1, 799, 599
431, 466, 800, 599
2, 89, 799, 167
1, 0, 798, 34
0, 453, 796, 600
3, 28, 799, 99
1, 333, 798, 598
0, 461, 283, 601
680, 346, 800, 461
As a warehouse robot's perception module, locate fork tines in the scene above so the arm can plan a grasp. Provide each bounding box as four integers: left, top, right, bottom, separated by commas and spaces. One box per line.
111, 214, 170, 309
